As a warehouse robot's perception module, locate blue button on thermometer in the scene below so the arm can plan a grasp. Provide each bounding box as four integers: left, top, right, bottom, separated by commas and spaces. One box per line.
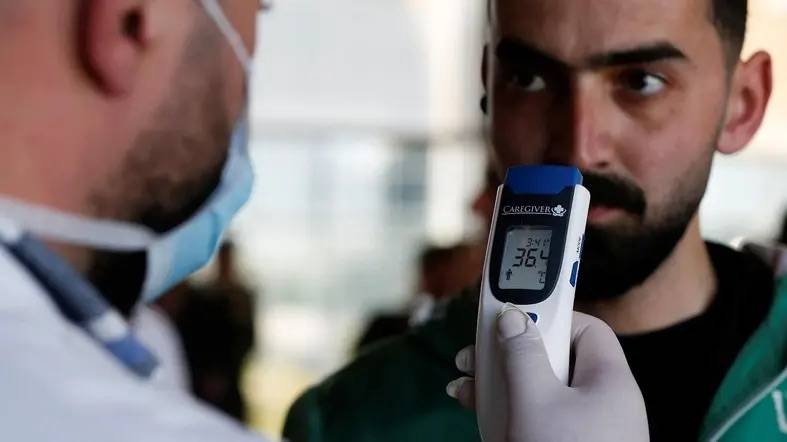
475, 165, 590, 442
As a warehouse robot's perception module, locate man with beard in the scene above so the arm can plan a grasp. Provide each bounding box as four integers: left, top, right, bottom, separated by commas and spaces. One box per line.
0, 1, 270, 440
284, 0, 787, 440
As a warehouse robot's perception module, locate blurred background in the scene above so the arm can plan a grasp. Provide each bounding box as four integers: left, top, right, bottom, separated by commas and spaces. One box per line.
171, 0, 787, 435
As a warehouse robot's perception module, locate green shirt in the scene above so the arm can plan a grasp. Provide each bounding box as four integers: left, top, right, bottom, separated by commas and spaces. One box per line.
284, 275, 787, 442
284, 291, 480, 442
701, 275, 787, 441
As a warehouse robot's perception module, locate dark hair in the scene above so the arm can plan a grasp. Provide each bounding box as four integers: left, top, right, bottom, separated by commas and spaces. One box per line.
779, 209, 787, 245
419, 246, 457, 271
712, 0, 748, 64
418, 243, 477, 271
486, 0, 748, 64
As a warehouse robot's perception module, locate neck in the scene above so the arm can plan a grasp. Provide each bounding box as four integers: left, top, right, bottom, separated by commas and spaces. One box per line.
46, 243, 93, 274
575, 215, 717, 335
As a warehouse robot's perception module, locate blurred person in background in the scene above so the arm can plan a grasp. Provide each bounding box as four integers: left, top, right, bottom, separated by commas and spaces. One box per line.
158, 241, 256, 421
356, 242, 483, 353
284, 0, 787, 441
408, 242, 483, 327
743, 209, 787, 280
0, 1, 269, 440
355, 164, 498, 354
354, 245, 452, 353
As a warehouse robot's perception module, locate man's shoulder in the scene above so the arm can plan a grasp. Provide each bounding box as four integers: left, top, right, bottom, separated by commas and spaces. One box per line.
302, 291, 479, 403
315, 320, 456, 400
284, 317, 479, 441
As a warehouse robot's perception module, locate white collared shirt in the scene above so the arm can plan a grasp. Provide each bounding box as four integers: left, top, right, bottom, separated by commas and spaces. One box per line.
0, 246, 268, 442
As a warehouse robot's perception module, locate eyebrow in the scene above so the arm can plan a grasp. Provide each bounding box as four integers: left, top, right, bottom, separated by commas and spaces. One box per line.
586, 43, 688, 68
496, 39, 689, 72
496, 40, 568, 73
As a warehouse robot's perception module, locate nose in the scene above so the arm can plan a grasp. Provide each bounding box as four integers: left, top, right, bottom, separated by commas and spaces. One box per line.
544, 77, 614, 171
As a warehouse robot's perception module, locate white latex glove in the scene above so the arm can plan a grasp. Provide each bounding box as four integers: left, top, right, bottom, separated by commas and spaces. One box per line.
447, 309, 649, 442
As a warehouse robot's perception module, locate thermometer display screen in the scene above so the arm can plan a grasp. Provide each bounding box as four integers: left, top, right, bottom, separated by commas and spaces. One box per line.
499, 226, 553, 290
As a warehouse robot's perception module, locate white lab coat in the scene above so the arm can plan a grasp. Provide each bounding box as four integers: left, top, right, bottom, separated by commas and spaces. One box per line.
132, 305, 190, 392
0, 246, 268, 442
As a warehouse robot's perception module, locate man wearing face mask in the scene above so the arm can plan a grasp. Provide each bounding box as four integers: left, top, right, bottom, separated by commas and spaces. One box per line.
0, 1, 269, 440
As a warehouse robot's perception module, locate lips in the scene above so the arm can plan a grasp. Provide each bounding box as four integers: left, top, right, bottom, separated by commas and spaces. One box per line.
588, 205, 623, 223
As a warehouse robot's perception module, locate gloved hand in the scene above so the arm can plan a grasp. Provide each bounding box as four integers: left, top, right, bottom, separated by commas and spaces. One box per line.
447, 309, 649, 442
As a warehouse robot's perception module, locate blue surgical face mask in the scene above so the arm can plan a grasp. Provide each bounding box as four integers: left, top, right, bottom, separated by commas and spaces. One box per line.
0, 0, 256, 302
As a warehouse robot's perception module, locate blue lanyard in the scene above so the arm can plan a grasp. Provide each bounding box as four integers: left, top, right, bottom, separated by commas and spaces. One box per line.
2, 233, 158, 378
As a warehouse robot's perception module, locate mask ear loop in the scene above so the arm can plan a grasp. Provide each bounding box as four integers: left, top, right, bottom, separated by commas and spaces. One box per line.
0, 196, 155, 251
199, 0, 253, 73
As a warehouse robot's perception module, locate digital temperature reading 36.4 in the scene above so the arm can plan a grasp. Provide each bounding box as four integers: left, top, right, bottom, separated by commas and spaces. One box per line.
498, 226, 552, 291
477, 166, 589, 442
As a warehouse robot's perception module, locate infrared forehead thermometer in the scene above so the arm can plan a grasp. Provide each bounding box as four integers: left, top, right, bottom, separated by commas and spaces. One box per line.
475, 165, 590, 442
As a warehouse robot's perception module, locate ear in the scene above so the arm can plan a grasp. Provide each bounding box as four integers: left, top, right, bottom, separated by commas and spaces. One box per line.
80, 0, 154, 95
717, 51, 773, 155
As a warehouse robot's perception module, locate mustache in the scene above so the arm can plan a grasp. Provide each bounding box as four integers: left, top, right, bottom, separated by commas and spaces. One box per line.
582, 172, 646, 217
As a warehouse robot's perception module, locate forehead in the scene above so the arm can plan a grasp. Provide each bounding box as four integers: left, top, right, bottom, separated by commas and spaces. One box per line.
492, 0, 718, 64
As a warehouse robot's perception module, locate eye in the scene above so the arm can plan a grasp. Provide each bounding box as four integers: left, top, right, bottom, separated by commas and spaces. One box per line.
509, 71, 547, 92
618, 70, 667, 96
